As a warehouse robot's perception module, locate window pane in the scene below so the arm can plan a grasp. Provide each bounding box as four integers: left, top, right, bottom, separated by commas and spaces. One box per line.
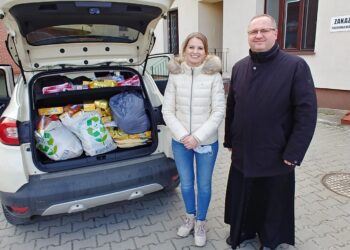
0, 70, 8, 97
146, 56, 169, 79
266, 0, 280, 25
168, 10, 179, 54
26, 24, 139, 45
284, 0, 300, 49
302, 0, 318, 49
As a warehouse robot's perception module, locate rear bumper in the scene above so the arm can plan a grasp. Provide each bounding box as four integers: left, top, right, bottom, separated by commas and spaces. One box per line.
0, 153, 178, 218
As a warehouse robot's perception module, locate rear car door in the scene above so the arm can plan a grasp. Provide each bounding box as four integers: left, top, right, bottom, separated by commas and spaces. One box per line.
0, 65, 14, 116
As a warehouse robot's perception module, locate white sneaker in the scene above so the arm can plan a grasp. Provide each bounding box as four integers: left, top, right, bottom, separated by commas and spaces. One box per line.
194, 220, 206, 247
177, 213, 195, 237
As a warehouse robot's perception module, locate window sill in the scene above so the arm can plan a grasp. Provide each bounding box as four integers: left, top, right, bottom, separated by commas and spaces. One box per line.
283, 50, 315, 56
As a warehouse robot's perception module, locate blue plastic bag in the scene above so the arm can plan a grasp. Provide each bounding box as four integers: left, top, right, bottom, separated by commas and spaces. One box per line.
109, 91, 150, 134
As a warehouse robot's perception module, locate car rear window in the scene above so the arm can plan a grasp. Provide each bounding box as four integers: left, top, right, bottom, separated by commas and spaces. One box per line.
9, 1, 162, 46
26, 24, 139, 45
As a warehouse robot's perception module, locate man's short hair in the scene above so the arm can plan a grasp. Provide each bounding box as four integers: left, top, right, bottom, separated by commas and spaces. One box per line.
249, 14, 277, 29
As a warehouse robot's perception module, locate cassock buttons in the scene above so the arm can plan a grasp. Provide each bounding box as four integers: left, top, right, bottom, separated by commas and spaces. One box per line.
253, 66, 257, 70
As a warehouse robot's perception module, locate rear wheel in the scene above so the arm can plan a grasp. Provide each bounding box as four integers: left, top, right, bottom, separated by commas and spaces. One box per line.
1, 205, 32, 225
163, 178, 180, 192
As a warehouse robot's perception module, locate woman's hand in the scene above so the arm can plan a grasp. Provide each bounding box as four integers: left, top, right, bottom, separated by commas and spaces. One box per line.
182, 135, 199, 149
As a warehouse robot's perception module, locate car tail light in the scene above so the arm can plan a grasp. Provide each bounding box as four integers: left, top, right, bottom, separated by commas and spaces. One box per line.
0, 117, 20, 145
171, 174, 179, 182
8, 205, 29, 214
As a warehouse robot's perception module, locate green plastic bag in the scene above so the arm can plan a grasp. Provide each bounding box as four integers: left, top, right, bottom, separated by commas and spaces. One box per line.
35, 117, 83, 160
60, 111, 117, 156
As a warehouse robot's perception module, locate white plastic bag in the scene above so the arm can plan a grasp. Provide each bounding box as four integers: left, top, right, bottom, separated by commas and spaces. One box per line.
35, 117, 83, 161
60, 111, 117, 156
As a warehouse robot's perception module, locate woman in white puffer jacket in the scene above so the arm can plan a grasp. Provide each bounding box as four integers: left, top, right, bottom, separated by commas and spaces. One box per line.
162, 32, 225, 247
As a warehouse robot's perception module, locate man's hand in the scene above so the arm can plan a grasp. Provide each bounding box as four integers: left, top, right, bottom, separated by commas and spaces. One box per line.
284, 160, 296, 169
182, 135, 198, 149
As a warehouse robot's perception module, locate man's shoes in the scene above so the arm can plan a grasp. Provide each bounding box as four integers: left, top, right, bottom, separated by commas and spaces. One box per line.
259, 246, 272, 250
226, 236, 232, 246
177, 213, 195, 237
194, 220, 207, 247
226, 232, 256, 246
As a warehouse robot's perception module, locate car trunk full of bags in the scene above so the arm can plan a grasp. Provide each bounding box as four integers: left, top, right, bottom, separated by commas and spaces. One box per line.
30, 67, 157, 172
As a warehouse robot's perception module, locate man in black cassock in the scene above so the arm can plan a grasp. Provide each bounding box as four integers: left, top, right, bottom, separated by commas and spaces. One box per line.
223, 14, 317, 250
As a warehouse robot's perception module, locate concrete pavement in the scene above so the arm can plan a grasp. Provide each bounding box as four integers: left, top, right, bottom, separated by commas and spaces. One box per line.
0, 109, 349, 250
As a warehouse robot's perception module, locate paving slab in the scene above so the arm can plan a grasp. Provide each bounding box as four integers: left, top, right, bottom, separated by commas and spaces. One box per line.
0, 109, 349, 250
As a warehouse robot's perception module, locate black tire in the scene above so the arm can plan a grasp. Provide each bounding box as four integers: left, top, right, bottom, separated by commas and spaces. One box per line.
1, 205, 32, 225
163, 178, 180, 192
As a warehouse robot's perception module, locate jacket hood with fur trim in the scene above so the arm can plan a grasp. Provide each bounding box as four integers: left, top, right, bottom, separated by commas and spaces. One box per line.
167, 55, 222, 75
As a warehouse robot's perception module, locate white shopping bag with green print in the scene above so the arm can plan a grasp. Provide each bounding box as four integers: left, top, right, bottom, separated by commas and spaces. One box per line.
35, 119, 83, 161
60, 111, 117, 156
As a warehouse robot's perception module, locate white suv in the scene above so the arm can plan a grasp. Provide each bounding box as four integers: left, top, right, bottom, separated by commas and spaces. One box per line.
0, 0, 178, 225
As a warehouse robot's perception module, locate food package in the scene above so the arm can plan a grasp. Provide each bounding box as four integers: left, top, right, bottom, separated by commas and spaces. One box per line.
38, 107, 64, 116
42, 82, 74, 94
109, 128, 151, 148
83, 102, 96, 112
94, 99, 109, 110
118, 75, 140, 86
84, 80, 117, 88
63, 104, 83, 116
35, 116, 83, 161
60, 111, 117, 156
116, 138, 148, 148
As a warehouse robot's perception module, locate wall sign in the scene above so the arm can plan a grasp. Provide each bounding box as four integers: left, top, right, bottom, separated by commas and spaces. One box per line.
330, 15, 350, 32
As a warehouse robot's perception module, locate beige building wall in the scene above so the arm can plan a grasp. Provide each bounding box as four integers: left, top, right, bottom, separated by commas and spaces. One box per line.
198, 2, 223, 51
152, 19, 167, 54
222, 0, 264, 78
153, 0, 199, 55
303, 0, 350, 91
153, 0, 350, 94
177, 0, 199, 49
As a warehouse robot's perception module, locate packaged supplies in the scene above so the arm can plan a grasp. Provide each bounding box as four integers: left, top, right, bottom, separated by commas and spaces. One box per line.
118, 75, 140, 86
35, 116, 83, 161
128, 130, 151, 139
108, 128, 151, 148
38, 107, 64, 116
109, 91, 150, 134
42, 82, 74, 94
73, 84, 89, 91
83, 102, 96, 112
112, 72, 125, 83
60, 111, 117, 156
109, 128, 129, 140
85, 79, 117, 88
101, 116, 112, 124
63, 104, 83, 116
94, 99, 109, 110
115, 138, 148, 148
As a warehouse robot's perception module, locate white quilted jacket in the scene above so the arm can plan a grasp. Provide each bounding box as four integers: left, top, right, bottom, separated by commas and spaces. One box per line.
162, 55, 226, 145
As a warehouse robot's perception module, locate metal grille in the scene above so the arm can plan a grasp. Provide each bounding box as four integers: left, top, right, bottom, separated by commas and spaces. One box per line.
321, 173, 350, 198
209, 48, 229, 73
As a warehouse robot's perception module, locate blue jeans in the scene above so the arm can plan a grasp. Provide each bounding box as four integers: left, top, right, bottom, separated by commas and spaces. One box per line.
172, 139, 219, 221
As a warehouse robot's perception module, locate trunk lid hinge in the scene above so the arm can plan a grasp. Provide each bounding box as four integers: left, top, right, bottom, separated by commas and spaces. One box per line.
142, 32, 156, 76
8, 35, 28, 85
